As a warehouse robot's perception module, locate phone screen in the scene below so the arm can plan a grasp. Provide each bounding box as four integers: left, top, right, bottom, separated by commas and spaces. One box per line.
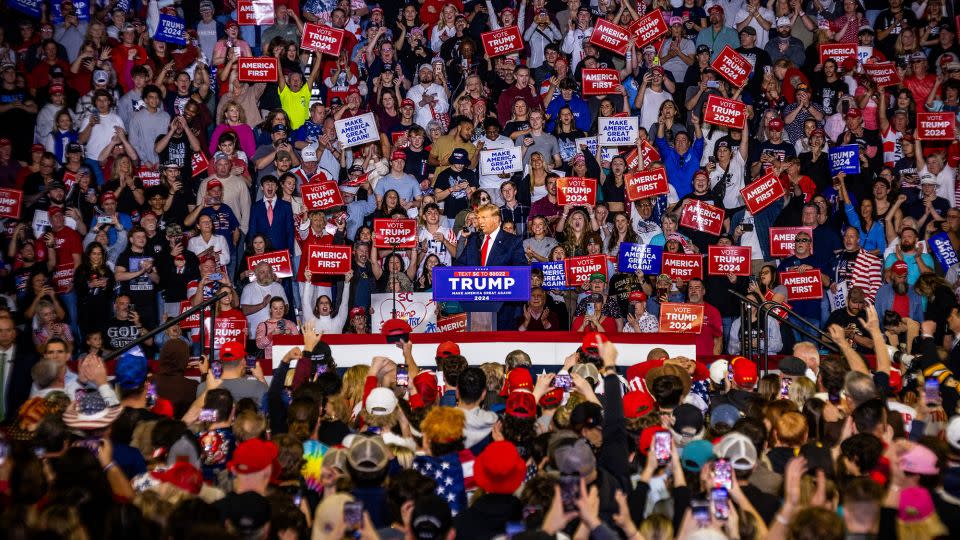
343, 501, 364, 531
692, 500, 710, 527
780, 377, 792, 398
586, 303, 596, 317
245, 355, 258, 373
653, 431, 671, 465
713, 459, 732, 491
559, 474, 580, 513
211, 359, 222, 379
924, 379, 941, 405
553, 373, 572, 389
712, 488, 730, 521
396, 365, 409, 387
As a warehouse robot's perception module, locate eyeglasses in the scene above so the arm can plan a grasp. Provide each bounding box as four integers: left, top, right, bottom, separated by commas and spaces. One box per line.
795, 238, 811, 243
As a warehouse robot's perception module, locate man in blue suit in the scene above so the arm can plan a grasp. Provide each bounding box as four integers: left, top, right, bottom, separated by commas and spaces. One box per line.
454, 203, 527, 330
248, 175, 295, 253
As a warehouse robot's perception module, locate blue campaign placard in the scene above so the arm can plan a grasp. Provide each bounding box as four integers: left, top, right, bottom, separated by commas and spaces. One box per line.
828, 144, 860, 175
618, 242, 662, 274
534, 261, 569, 290
929, 232, 959, 269
50, 0, 90, 22
154, 14, 187, 46
432, 266, 532, 302
11, 0, 42, 17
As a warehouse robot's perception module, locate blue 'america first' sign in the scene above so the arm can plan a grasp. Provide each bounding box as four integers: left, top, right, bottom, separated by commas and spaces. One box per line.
432, 266, 531, 302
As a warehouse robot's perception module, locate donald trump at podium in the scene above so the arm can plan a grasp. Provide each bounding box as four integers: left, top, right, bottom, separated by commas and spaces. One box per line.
455, 203, 527, 329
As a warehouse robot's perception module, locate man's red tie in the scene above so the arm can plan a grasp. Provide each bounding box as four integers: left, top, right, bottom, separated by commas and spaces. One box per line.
267, 200, 274, 226
480, 234, 490, 266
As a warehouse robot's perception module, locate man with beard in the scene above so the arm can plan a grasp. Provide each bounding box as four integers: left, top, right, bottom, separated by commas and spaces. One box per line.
734, 26, 772, 97
874, 261, 923, 327
103, 294, 153, 353
406, 63, 450, 130
155, 114, 201, 180
811, 60, 847, 117
825, 286, 873, 352
114, 226, 161, 330
884, 226, 933, 286
829, 226, 883, 308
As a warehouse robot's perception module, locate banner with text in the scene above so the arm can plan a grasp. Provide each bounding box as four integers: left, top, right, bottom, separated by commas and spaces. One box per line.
629, 9, 668, 49
828, 144, 860, 175
598, 116, 639, 146
818, 42, 858, 65
533, 261, 571, 290
740, 170, 786, 214
373, 218, 418, 248
238, 57, 279, 82
433, 266, 532, 302
370, 292, 437, 333
659, 303, 704, 333
301, 23, 346, 56
662, 252, 703, 281
480, 26, 524, 57
768, 226, 813, 258
581, 69, 621, 95
703, 94, 747, 130
564, 254, 609, 287
710, 46, 751, 88
625, 167, 669, 201
707, 245, 752, 275
679, 200, 724, 236
557, 177, 598, 206
863, 62, 900, 87
307, 245, 352, 274
0, 188, 23, 219
335, 112, 379, 148
246, 250, 293, 279
479, 147, 523, 175
929, 232, 959, 270
237, 0, 275, 25
301, 180, 344, 210
917, 112, 956, 140
589, 18, 632, 55
154, 14, 187, 46
781, 269, 824, 301
617, 243, 663, 274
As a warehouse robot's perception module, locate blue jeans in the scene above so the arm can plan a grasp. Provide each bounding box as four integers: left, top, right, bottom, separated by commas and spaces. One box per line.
722, 316, 735, 351
59, 290, 80, 340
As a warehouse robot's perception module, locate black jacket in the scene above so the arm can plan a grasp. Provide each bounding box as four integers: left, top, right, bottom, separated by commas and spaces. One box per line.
2, 334, 39, 424
452, 494, 523, 540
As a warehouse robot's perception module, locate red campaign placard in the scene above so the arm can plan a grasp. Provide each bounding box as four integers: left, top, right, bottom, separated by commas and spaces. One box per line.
662, 252, 703, 281
624, 148, 640, 170
581, 68, 621, 95
557, 177, 597, 206
659, 302, 704, 333
301, 180, 344, 210
589, 18, 632, 55
345, 172, 368, 187
391, 130, 409, 148
246, 250, 293, 279
62, 171, 77, 191
710, 46, 751, 88
437, 313, 468, 333
178, 301, 202, 329
564, 254, 608, 287
768, 226, 813, 258
53, 263, 74, 294
301, 23, 346, 56
703, 94, 747, 130
679, 199, 725, 236
237, 0, 274, 25
191, 152, 209, 177
137, 165, 161, 187
625, 167, 669, 201
0, 188, 23, 219
780, 269, 824, 301
237, 57, 279, 82
629, 9, 668, 49
862, 62, 900, 87
818, 42, 858, 65
740, 170, 786, 214
205, 315, 248, 350
707, 245, 752, 276
917, 112, 956, 140
373, 218, 418, 248
480, 26, 524, 58
307, 244, 352, 274
765, 289, 790, 319
306, 171, 333, 184
640, 139, 660, 167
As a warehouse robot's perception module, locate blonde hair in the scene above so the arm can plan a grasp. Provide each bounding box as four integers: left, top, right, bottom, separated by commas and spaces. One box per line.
219, 100, 248, 124
639, 513, 674, 540
234, 410, 268, 442
31, 504, 90, 540
788, 377, 816, 410
341, 365, 369, 408
480, 362, 504, 393
389, 445, 415, 469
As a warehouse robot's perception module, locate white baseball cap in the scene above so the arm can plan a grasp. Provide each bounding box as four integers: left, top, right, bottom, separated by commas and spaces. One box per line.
709, 359, 729, 385
947, 415, 960, 451
365, 387, 399, 416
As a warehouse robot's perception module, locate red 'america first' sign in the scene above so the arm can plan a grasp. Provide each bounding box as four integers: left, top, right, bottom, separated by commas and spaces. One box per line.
581, 69, 621, 95
589, 18, 631, 55
661, 252, 702, 281
625, 167, 669, 201
238, 57, 279, 82
768, 226, 813, 258
781, 269, 824, 301
679, 200, 724, 236
818, 43, 858, 65
740, 171, 786, 214
308, 245, 352, 274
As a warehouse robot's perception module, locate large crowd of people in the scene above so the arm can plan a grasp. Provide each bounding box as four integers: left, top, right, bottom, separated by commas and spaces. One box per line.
1, 0, 960, 538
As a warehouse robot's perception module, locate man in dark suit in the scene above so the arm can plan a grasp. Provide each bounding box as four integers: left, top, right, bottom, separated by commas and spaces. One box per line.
455, 203, 528, 330
0, 316, 38, 424
247, 175, 295, 252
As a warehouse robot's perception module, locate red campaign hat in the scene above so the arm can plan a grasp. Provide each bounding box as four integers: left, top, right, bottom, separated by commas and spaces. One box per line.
694, 169, 710, 181
623, 391, 656, 419
474, 441, 526, 495
199, 254, 216, 264
891, 261, 909, 276
499, 367, 533, 396
730, 356, 758, 387
225, 20, 239, 29
638, 426, 668, 455
810, 128, 826, 138
581, 331, 607, 355
207, 179, 223, 190
413, 371, 439, 405
401, 98, 416, 108
390, 150, 407, 161
629, 290, 648, 303
151, 461, 203, 494
380, 318, 412, 337
625, 359, 664, 390
505, 391, 537, 419
349, 306, 366, 318
889, 367, 903, 393
708, 5, 723, 15
436, 341, 460, 358
768, 118, 785, 131
220, 341, 245, 362
46, 206, 63, 217
100, 191, 117, 204
846, 107, 863, 119
31, 143, 44, 153
227, 438, 279, 474
539, 387, 564, 408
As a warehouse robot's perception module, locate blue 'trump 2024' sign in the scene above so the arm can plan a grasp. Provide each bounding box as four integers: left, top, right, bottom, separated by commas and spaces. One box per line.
432, 266, 531, 302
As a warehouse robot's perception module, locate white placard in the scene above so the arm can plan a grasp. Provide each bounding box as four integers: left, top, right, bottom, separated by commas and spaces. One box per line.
600, 146, 621, 163
370, 292, 438, 333
335, 112, 380, 148
479, 146, 523, 176
575, 136, 598, 157
829, 280, 848, 311
598, 116, 639, 146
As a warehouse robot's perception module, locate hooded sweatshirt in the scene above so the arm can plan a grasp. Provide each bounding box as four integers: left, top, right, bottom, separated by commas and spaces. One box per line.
153, 339, 198, 418
460, 406, 498, 449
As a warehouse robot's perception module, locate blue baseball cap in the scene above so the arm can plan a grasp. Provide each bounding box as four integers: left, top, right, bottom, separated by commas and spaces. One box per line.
449, 148, 470, 165
114, 348, 147, 390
